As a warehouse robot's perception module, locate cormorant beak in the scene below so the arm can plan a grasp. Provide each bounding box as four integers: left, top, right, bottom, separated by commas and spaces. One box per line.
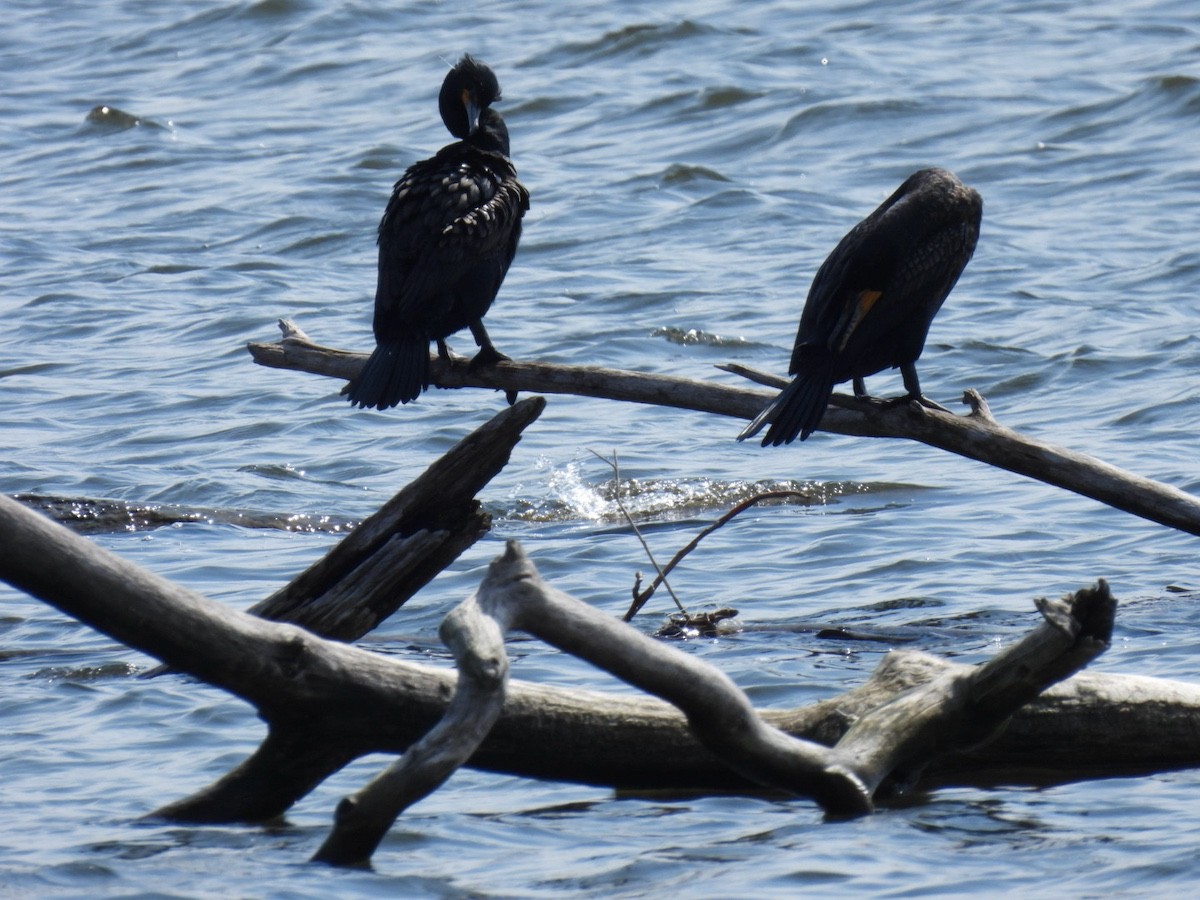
461, 87, 481, 136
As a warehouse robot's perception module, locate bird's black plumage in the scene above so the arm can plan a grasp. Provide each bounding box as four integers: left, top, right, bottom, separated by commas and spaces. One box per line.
739, 168, 982, 446
344, 55, 529, 410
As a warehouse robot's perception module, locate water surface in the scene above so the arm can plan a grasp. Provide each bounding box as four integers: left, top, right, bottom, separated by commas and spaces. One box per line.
3, 0, 1200, 895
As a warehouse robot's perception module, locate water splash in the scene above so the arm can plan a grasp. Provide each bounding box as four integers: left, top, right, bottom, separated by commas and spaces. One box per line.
502, 458, 893, 524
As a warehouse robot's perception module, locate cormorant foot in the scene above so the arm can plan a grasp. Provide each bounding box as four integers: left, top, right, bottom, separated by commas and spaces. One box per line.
468, 346, 510, 370
880, 393, 951, 414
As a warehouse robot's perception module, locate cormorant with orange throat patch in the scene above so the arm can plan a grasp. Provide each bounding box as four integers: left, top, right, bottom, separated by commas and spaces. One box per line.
739, 168, 981, 445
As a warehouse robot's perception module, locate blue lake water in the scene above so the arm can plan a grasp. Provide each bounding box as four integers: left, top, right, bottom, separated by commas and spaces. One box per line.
3, 0, 1200, 895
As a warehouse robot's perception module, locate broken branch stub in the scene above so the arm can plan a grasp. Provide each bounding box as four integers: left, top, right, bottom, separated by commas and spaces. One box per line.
828, 581, 1115, 796
250, 395, 545, 640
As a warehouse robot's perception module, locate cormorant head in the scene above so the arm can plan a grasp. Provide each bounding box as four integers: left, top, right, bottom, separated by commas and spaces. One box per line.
439, 55, 504, 146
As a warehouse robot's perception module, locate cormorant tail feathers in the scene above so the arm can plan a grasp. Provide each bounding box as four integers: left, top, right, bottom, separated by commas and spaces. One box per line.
737, 361, 835, 446
342, 339, 429, 410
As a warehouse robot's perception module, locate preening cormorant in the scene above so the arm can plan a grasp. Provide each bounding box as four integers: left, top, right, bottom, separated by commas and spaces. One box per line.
738, 167, 982, 446
343, 55, 529, 410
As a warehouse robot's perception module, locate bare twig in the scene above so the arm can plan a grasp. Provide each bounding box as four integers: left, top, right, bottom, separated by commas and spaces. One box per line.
623, 490, 814, 621
588, 450, 686, 615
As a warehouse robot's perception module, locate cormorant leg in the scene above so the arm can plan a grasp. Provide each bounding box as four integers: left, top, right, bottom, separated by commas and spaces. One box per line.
436, 339, 451, 362
467, 321, 510, 368
852, 376, 868, 398
899, 362, 922, 401
877, 363, 925, 411
468, 320, 517, 405
895, 363, 950, 412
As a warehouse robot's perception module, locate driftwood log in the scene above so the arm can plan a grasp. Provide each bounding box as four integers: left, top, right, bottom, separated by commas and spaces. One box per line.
314, 541, 1113, 864
8, 477, 1194, 802
0, 486, 1131, 865
247, 319, 1200, 538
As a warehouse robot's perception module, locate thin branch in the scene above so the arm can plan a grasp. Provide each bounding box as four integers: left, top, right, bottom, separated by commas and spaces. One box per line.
248, 320, 1200, 539
588, 449, 685, 615
623, 490, 814, 621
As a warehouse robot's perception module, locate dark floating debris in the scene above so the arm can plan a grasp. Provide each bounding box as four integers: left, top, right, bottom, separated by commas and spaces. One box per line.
657, 162, 731, 185
85, 104, 162, 131
814, 626, 919, 644
656, 607, 740, 639
13, 493, 356, 535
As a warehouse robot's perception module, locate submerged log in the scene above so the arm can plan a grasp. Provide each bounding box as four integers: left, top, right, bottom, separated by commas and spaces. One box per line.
247, 320, 1200, 539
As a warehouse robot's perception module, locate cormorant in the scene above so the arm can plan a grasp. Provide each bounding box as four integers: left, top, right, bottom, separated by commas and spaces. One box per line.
738, 167, 982, 446
343, 55, 529, 410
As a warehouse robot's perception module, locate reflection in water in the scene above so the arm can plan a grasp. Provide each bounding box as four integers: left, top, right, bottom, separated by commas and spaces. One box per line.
13, 493, 357, 535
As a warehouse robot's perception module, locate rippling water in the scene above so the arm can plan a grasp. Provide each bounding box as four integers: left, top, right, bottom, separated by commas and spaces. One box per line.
3, 0, 1200, 895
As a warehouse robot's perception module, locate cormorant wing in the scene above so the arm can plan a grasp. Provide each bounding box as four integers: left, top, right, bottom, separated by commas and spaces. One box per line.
789, 216, 885, 373
373, 148, 528, 328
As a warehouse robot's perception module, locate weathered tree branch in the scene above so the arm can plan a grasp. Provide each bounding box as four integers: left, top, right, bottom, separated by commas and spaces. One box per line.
249, 395, 545, 639
472, 541, 873, 814
247, 320, 1200, 538
827, 582, 1114, 795
470, 545, 1111, 809
313, 585, 514, 865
